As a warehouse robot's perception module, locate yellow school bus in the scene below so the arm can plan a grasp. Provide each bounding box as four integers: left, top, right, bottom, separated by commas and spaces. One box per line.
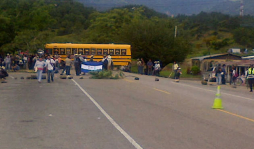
44, 43, 131, 66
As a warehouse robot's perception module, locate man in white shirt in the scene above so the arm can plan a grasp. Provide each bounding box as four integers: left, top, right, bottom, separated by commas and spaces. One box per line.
45, 56, 55, 83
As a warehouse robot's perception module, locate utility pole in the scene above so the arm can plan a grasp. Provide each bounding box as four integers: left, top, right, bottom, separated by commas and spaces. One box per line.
240, 0, 244, 17
174, 26, 177, 38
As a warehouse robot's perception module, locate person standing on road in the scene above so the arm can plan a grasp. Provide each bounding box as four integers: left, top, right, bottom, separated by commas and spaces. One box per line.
65, 55, 72, 75
232, 66, 238, 87
140, 58, 145, 75
60, 60, 66, 75
23, 55, 28, 69
137, 59, 141, 74
4, 54, 11, 71
229, 66, 234, 85
221, 64, 226, 85
154, 61, 161, 76
45, 56, 55, 83
147, 59, 153, 75
216, 64, 222, 85
102, 55, 108, 70
247, 64, 254, 92
34, 57, 45, 83
74, 55, 81, 76
107, 55, 112, 70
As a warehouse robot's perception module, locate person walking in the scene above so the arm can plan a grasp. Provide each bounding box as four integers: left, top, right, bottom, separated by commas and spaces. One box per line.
34, 57, 45, 83
45, 56, 55, 83
175, 67, 182, 81
173, 62, 179, 79
247, 64, 254, 92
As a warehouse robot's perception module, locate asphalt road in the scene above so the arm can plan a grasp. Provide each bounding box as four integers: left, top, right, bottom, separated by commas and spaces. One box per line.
1, 71, 254, 149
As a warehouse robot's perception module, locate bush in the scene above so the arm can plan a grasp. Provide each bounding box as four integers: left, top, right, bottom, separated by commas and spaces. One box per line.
89, 70, 123, 79
191, 66, 200, 75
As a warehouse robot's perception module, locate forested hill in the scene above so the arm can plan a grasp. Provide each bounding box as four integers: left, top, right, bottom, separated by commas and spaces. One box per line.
78, 0, 254, 16
1, 0, 254, 66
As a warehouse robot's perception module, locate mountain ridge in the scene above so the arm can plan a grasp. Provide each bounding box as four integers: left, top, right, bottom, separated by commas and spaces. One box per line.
78, 0, 254, 16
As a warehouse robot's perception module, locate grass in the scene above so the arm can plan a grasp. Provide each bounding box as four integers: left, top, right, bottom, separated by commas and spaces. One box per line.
131, 65, 138, 73
159, 69, 201, 79
130, 60, 201, 79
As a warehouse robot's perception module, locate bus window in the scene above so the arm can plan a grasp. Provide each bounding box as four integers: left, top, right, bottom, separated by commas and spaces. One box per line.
60, 48, 65, 55
97, 49, 102, 55
78, 48, 83, 55
115, 49, 120, 55
84, 49, 90, 55
72, 48, 77, 54
45, 49, 52, 55
91, 48, 96, 55
109, 49, 114, 55
66, 48, 71, 55
121, 49, 126, 55
54, 48, 59, 55
103, 49, 108, 55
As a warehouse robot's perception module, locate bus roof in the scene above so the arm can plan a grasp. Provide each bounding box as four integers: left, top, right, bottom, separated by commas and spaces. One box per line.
45, 43, 131, 49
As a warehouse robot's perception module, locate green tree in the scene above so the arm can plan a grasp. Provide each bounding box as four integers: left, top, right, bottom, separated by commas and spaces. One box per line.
84, 8, 133, 43
0, 15, 15, 48
118, 18, 191, 66
12, 30, 55, 53
233, 27, 254, 48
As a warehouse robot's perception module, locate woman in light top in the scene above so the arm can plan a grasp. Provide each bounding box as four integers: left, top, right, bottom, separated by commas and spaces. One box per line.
34, 57, 45, 83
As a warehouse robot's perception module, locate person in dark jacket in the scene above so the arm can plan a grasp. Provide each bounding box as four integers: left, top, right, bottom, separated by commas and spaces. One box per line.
74, 55, 81, 76
221, 64, 226, 84
60, 60, 66, 75
0, 66, 9, 83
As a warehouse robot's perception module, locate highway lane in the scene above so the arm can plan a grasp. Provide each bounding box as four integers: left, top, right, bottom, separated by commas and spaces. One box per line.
0, 73, 136, 149
1, 72, 254, 149
74, 72, 254, 149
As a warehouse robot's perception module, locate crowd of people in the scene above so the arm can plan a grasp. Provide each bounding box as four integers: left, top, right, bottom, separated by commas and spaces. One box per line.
213, 64, 254, 92
0, 53, 116, 83
121, 59, 182, 79
135, 58, 162, 76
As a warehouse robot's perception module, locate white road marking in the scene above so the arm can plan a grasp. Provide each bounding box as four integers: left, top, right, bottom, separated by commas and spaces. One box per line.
176, 82, 254, 101
72, 79, 143, 149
